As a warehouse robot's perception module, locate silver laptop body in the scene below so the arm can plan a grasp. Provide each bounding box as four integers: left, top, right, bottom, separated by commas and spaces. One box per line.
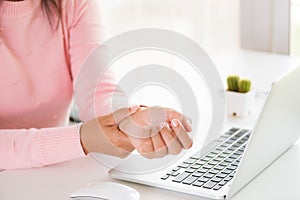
109, 66, 300, 199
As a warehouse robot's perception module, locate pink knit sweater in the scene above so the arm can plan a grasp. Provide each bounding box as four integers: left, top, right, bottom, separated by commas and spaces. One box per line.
0, 0, 121, 169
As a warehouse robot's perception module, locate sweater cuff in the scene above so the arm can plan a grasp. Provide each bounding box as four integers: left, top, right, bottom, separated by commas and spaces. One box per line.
37, 124, 86, 165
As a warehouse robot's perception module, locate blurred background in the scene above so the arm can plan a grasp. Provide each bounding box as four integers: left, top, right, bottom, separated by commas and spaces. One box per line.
98, 0, 300, 56
86, 0, 300, 131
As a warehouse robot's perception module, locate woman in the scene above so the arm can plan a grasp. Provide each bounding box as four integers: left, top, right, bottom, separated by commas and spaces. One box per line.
0, 0, 193, 169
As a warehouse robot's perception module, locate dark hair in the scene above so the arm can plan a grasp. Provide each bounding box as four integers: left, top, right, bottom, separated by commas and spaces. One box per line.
0, 0, 62, 29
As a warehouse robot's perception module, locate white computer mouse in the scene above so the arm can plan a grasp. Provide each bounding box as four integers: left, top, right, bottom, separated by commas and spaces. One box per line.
70, 181, 140, 200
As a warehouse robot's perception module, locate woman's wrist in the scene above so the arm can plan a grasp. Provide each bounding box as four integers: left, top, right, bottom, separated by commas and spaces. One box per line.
78, 123, 89, 155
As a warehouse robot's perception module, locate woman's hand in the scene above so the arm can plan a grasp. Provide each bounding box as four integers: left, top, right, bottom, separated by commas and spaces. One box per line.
79, 106, 138, 158
119, 106, 193, 158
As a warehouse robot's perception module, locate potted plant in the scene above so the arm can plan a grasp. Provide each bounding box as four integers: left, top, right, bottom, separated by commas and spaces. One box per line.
225, 75, 254, 117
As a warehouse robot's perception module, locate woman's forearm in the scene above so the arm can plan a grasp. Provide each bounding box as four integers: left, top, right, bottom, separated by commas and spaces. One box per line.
0, 125, 85, 169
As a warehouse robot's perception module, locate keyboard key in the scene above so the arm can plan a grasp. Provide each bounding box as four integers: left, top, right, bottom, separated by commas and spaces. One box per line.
208, 160, 218, 165
167, 171, 180, 177
211, 177, 222, 182
209, 169, 220, 174
235, 148, 245, 155
190, 164, 202, 169
182, 176, 198, 185
192, 172, 204, 177
221, 143, 230, 148
190, 151, 203, 159
203, 173, 215, 178
219, 180, 228, 186
197, 168, 209, 173
222, 169, 232, 174
233, 143, 241, 148
184, 158, 197, 164
232, 161, 239, 167
216, 173, 227, 178
216, 147, 225, 151
225, 131, 235, 136
201, 157, 211, 162
192, 181, 205, 187
206, 153, 216, 158
185, 168, 197, 173
172, 167, 180, 172
218, 154, 227, 158
229, 128, 240, 132
219, 162, 230, 167
235, 150, 244, 155
224, 158, 234, 163
161, 174, 170, 180
213, 157, 223, 162
226, 165, 237, 171
229, 138, 236, 142
203, 181, 217, 189
178, 163, 191, 168
214, 165, 224, 170
229, 154, 239, 159
225, 141, 233, 145
217, 136, 227, 142
224, 176, 233, 182
232, 135, 240, 140
172, 172, 190, 183
198, 177, 209, 182
235, 132, 245, 138
213, 185, 222, 190
203, 164, 214, 169
196, 160, 207, 165
230, 170, 236, 175
228, 147, 236, 151
238, 129, 249, 135
211, 150, 221, 154
224, 150, 233, 154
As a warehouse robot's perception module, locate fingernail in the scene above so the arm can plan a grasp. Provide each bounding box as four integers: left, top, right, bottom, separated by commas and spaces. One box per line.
139, 105, 148, 108
186, 118, 192, 128
130, 105, 139, 112
159, 122, 166, 131
171, 119, 179, 128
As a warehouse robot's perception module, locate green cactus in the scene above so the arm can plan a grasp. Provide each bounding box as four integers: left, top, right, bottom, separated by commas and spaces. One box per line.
227, 75, 240, 92
238, 79, 251, 93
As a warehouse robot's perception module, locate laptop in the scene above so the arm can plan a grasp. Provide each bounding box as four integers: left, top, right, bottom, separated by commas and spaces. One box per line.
109, 66, 300, 199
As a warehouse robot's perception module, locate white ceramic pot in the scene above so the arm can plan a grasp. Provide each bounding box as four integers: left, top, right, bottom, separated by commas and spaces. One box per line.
225, 90, 255, 117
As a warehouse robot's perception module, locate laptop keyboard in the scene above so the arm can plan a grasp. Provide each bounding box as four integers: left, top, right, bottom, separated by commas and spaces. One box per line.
161, 128, 251, 191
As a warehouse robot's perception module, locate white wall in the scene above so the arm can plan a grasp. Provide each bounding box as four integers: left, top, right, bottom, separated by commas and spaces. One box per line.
98, 0, 241, 55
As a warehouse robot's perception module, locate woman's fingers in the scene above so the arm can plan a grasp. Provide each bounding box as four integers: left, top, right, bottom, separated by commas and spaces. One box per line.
171, 119, 193, 149
134, 121, 192, 158
103, 106, 139, 125
129, 137, 155, 158
165, 109, 192, 132
181, 115, 193, 132
160, 122, 183, 155
150, 128, 168, 158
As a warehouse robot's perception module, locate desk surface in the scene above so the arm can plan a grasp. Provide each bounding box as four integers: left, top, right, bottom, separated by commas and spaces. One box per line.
1, 50, 300, 200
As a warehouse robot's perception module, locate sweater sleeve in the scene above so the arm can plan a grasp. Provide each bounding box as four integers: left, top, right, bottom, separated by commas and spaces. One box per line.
65, 0, 128, 123
0, 124, 85, 169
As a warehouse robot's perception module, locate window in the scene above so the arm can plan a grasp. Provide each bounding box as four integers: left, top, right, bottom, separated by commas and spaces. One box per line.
290, 0, 300, 56
241, 0, 290, 54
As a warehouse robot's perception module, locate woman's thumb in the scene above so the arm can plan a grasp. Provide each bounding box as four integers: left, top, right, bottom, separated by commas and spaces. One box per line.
104, 106, 139, 125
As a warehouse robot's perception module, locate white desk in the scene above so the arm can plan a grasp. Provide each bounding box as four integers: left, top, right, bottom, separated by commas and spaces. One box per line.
1, 50, 300, 200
